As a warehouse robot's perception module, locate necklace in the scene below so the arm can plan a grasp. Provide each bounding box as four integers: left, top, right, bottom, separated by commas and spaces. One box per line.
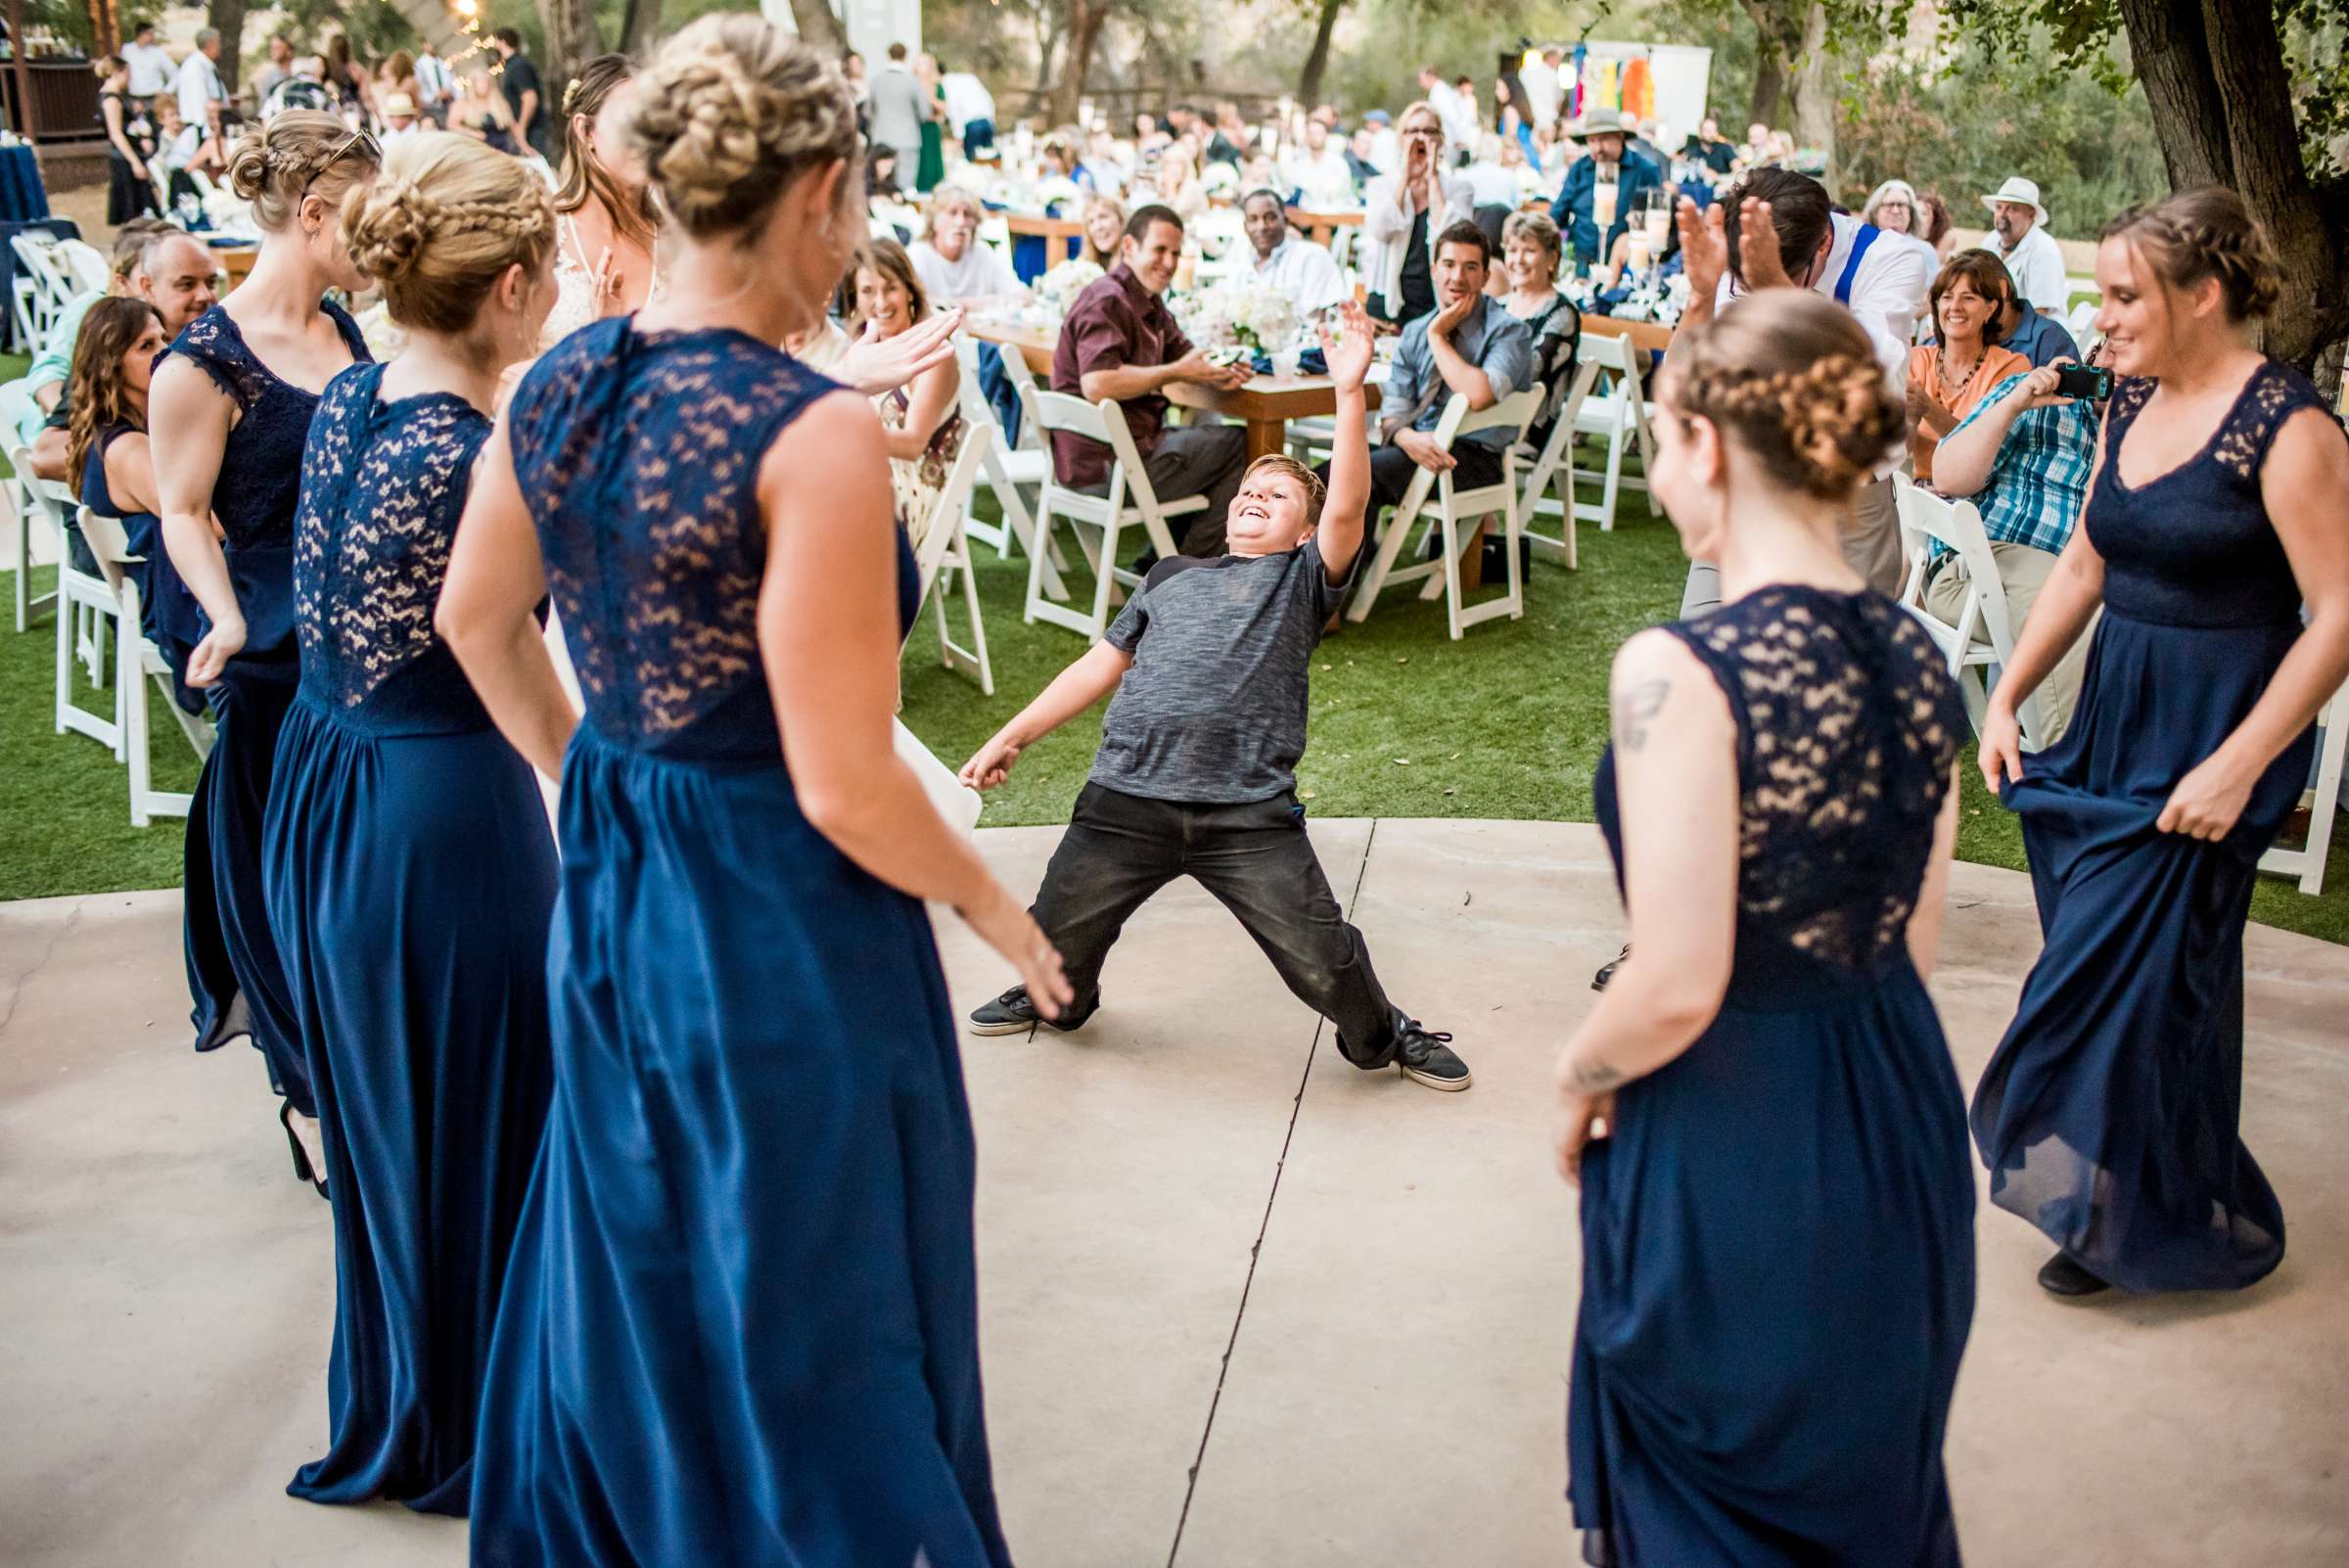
1937, 344, 1981, 396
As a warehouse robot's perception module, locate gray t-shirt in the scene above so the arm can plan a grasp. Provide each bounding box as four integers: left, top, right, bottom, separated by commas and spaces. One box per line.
1092, 543, 1352, 804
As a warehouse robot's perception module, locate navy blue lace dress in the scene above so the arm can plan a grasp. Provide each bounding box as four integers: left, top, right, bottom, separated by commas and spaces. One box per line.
80, 422, 205, 714
1574, 586, 1975, 1567
260, 364, 558, 1514
163, 299, 370, 1116
1974, 361, 2329, 1293
468, 321, 1003, 1568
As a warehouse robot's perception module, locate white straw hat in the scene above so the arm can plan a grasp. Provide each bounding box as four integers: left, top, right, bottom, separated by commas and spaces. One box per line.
1980, 175, 2048, 227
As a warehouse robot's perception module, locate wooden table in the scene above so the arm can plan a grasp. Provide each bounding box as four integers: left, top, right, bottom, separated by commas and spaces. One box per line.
213, 243, 259, 291
1286, 208, 1365, 249
1579, 311, 1677, 355
969, 317, 1379, 461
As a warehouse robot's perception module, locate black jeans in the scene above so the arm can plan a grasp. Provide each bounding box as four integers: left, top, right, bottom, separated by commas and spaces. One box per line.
1031, 783, 1406, 1065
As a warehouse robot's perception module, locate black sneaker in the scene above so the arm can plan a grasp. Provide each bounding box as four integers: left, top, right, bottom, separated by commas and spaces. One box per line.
1591, 943, 1629, 992
967, 985, 1088, 1037
1395, 1022, 1471, 1091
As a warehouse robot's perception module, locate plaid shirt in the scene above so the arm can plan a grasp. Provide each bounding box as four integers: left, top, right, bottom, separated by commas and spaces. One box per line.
1937, 373, 2099, 559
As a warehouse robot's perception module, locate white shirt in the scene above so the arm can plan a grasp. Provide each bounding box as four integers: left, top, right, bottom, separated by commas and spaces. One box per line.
1993, 221, 2069, 312
1281, 147, 1357, 208
940, 73, 994, 133
415, 52, 455, 108
177, 53, 226, 127
1462, 159, 1517, 208
1360, 167, 1475, 311
1715, 211, 1928, 380
1253, 236, 1351, 316
1430, 84, 1480, 158
910, 238, 1026, 305
123, 40, 177, 97
1521, 61, 1561, 129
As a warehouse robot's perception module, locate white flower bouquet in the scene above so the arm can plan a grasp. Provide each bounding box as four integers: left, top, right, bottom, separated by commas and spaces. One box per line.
1177, 277, 1299, 354
1035, 257, 1105, 318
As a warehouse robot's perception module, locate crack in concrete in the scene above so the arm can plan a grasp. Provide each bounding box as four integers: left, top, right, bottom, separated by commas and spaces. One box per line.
1166, 819, 1382, 1567
0, 899, 86, 1039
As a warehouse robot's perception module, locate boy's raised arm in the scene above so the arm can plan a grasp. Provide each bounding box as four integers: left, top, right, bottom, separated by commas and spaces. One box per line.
1316, 300, 1378, 583
960, 640, 1135, 790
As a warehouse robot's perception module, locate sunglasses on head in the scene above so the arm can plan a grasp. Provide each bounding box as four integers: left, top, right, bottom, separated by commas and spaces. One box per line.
302, 126, 381, 206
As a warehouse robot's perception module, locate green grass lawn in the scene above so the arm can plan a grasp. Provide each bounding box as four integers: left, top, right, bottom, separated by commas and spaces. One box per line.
6, 485, 2344, 944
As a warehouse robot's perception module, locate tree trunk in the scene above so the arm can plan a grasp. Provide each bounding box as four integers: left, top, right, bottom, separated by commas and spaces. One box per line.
2115, 0, 2346, 385
786, 0, 845, 53
1298, 0, 1346, 108
536, 0, 605, 115
207, 0, 248, 97
1050, 0, 1105, 129
1784, 2, 1835, 181
1748, 46, 1783, 133
618, 0, 665, 62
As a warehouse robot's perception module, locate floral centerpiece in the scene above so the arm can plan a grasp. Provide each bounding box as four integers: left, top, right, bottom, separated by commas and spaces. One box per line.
1174, 277, 1299, 355
1035, 257, 1104, 319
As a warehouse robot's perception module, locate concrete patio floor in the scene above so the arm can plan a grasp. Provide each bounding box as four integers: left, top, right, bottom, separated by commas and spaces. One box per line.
3, 819, 2345, 1567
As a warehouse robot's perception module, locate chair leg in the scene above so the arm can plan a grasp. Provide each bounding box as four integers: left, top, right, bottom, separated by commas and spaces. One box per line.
959, 538, 994, 695
125, 642, 151, 826
12, 507, 25, 633
1600, 416, 1627, 531
1503, 487, 1525, 619
1439, 493, 1465, 641
2301, 702, 2345, 896
1023, 491, 1056, 624
1087, 514, 1122, 641
53, 571, 70, 734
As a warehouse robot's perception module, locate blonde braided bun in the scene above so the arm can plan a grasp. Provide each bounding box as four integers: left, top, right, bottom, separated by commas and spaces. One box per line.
2100, 185, 2282, 324
622, 15, 857, 241
342, 133, 555, 333
1668, 290, 1906, 501
225, 110, 380, 231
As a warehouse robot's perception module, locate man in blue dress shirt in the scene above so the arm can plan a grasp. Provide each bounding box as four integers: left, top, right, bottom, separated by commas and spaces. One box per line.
1550, 109, 1662, 275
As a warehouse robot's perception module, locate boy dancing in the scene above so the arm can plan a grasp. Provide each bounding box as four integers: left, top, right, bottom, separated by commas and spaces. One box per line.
958, 302, 1469, 1090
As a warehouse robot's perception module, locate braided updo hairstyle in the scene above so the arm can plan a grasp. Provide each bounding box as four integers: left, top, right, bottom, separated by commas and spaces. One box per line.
1667, 290, 1906, 502
622, 15, 859, 242
225, 110, 380, 232
343, 133, 556, 333
2099, 185, 2282, 323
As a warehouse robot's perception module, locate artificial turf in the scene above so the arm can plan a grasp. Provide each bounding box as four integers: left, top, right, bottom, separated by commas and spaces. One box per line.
4, 485, 2343, 945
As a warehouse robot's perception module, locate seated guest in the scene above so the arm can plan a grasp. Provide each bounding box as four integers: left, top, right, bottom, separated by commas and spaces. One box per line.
23, 217, 176, 423
1343, 123, 1382, 191
1147, 145, 1208, 221
1986, 263, 2080, 368
1918, 189, 1956, 262
866, 145, 904, 205
1681, 115, 1736, 175
1241, 190, 1350, 318
1917, 343, 2110, 740
378, 91, 424, 143
1549, 109, 1660, 275
68, 297, 204, 712
1496, 211, 1581, 442
1050, 205, 1253, 556
1319, 220, 1531, 523
1042, 132, 1096, 195
1282, 115, 1357, 209
913, 187, 1028, 305
852, 239, 967, 552
1907, 249, 2029, 486
1080, 194, 1125, 268
1981, 173, 2068, 312
25, 225, 220, 474
1462, 135, 1519, 209
1361, 101, 1473, 327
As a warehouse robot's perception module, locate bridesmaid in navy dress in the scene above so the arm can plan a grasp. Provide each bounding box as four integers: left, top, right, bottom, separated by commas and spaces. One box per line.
438, 20, 1069, 1566
1974, 188, 2349, 1297
261, 134, 561, 1514
1555, 292, 1975, 1565
65, 298, 206, 715
152, 111, 378, 1187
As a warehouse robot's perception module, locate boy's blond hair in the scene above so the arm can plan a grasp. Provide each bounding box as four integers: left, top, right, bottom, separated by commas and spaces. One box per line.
1243, 453, 1325, 528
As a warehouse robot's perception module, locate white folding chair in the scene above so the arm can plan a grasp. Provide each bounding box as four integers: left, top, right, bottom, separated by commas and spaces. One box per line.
1513, 347, 1601, 573
1019, 386, 1208, 642
56, 239, 110, 300
2258, 680, 2347, 897
951, 336, 1064, 596
33, 482, 125, 752
901, 430, 994, 694
1891, 473, 2050, 751
10, 234, 74, 352
4, 395, 64, 631
1345, 387, 1543, 639
1561, 333, 1656, 533
78, 507, 211, 824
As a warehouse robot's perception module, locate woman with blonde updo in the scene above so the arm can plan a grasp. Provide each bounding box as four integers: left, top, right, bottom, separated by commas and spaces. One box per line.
542, 53, 664, 348
255, 131, 559, 1513
1973, 187, 2349, 1299
439, 18, 1063, 1561
1555, 291, 1975, 1562
152, 109, 377, 1191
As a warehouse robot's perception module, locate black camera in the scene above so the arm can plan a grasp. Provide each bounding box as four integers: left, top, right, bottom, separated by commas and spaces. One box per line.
2053, 364, 2112, 400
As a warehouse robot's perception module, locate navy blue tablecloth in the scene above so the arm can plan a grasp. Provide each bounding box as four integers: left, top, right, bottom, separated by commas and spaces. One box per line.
0, 146, 51, 224
1, 215, 84, 351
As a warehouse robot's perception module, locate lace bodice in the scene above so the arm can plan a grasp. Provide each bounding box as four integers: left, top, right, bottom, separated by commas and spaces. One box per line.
539, 215, 666, 353
2090, 360, 2328, 629
164, 299, 372, 552
1595, 585, 1965, 1002
292, 363, 494, 733
509, 319, 841, 761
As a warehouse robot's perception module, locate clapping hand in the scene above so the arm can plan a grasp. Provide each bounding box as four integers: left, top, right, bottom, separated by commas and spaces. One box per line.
1905, 379, 1955, 435
1735, 196, 1793, 290
1676, 195, 1727, 300
1320, 300, 1375, 388
830, 307, 962, 397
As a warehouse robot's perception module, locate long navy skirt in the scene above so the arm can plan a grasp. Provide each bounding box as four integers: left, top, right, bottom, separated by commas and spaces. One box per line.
469, 728, 1012, 1568
187, 655, 311, 1115
263, 696, 558, 1513
1569, 965, 1976, 1566
1973, 610, 2309, 1292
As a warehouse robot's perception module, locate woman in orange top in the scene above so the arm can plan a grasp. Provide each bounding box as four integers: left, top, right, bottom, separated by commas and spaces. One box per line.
1907, 249, 2029, 486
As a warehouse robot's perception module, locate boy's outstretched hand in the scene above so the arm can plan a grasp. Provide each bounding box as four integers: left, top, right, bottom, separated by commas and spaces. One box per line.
960, 732, 1023, 792
1319, 300, 1376, 390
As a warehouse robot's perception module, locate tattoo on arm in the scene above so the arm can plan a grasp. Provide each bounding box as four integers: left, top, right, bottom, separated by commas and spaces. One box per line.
1568, 1058, 1625, 1092
1612, 676, 1669, 751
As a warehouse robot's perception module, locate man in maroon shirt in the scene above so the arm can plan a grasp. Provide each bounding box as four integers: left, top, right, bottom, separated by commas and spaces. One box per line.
1051, 205, 1253, 555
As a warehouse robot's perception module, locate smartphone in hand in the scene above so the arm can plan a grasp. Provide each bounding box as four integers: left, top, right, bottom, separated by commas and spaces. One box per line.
2053, 363, 2112, 401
